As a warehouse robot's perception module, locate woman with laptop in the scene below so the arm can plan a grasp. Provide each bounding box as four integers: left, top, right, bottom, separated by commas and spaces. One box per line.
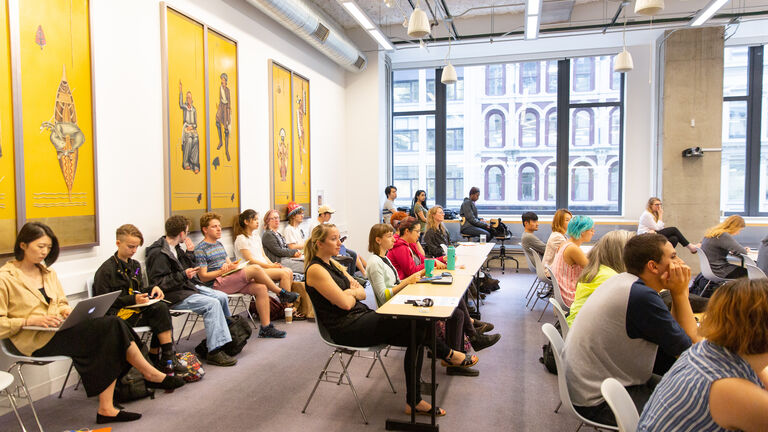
0, 222, 184, 424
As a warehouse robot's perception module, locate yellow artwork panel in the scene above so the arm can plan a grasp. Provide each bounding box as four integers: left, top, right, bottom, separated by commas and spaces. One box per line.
18, 0, 95, 226
167, 9, 207, 213
207, 30, 239, 226
272, 63, 292, 211
0, 0, 15, 253
292, 75, 310, 213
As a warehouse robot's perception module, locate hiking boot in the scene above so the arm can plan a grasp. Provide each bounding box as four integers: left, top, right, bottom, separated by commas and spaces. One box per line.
278, 290, 300, 303
469, 333, 501, 352
473, 320, 495, 333
206, 350, 237, 366
258, 323, 286, 338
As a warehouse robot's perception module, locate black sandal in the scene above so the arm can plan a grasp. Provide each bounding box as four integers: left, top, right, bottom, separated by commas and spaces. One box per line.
440, 349, 479, 368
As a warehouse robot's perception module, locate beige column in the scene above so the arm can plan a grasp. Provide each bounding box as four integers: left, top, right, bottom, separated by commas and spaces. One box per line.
660, 27, 724, 272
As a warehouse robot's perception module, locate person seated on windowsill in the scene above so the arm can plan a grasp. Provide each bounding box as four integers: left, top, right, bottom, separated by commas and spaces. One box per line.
0, 222, 184, 425
459, 186, 491, 239
93, 224, 186, 374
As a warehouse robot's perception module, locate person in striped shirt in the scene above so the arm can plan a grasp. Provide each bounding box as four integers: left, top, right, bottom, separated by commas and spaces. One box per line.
638, 278, 768, 432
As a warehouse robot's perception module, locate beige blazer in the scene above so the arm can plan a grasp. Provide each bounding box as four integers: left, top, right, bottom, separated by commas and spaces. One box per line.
0, 260, 69, 355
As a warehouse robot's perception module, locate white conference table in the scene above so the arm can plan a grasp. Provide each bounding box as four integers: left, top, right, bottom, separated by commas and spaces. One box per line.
375, 242, 493, 432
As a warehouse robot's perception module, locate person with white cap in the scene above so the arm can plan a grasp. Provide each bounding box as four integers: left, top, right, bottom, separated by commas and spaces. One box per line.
308, 205, 366, 278
308, 204, 335, 234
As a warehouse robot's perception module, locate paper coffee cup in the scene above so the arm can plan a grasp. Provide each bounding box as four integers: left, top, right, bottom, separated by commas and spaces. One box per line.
284, 307, 293, 323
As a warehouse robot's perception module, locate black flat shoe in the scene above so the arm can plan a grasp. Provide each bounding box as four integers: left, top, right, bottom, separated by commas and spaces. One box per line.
145, 375, 185, 390
96, 410, 142, 424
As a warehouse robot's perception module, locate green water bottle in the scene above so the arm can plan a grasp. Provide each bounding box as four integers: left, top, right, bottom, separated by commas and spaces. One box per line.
447, 246, 456, 270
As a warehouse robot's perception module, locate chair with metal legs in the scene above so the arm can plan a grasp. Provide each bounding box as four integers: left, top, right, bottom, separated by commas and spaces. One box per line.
1, 339, 71, 432
0, 370, 28, 432
302, 308, 396, 425
528, 250, 554, 312
227, 293, 259, 329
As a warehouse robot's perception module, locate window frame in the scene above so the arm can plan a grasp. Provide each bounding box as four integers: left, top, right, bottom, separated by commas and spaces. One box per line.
485, 109, 506, 148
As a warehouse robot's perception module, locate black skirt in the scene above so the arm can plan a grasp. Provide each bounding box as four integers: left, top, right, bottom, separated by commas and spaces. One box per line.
33, 315, 140, 397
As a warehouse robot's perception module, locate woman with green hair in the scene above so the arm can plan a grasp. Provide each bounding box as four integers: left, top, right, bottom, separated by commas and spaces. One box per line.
551, 215, 594, 308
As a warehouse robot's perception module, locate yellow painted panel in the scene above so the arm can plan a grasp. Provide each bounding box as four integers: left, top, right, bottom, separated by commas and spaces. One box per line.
292, 74, 310, 212
18, 0, 95, 221
272, 63, 292, 209
0, 0, 16, 247
207, 30, 239, 221
167, 9, 207, 212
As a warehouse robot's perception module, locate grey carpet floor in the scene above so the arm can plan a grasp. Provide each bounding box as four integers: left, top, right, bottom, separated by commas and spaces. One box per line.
0, 269, 582, 432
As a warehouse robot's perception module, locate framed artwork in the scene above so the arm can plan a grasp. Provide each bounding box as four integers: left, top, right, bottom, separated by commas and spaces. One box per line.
12, 0, 98, 248
269, 60, 311, 219
0, 0, 16, 253
292, 74, 310, 213
269, 61, 293, 218
161, 4, 240, 230
207, 29, 240, 227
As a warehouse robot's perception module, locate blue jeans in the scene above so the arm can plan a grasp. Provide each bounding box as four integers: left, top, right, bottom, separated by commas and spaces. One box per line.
174, 286, 232, 351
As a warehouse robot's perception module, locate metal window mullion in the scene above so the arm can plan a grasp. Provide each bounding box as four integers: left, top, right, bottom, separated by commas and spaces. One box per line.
746, 46, 764, 215
556, 59, 571, 209
435, 68, 447, 207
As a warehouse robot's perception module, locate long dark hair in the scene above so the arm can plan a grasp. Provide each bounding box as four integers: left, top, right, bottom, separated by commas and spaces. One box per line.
15, 222, 60, 266
234, 209, 258, 237
410, 189, 427, 216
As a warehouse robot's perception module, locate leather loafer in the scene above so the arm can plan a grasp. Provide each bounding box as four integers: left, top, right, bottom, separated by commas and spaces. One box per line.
446, 366, 479, 377
96, 410, 142, 424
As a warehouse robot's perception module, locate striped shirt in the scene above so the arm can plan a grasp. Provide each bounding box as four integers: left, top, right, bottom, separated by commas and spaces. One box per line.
552, 242, 582, 307
638, 340, 762, 432
195, 240, 228, 286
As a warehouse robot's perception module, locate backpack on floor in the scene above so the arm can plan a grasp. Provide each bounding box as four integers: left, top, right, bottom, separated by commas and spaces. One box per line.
176, 352, 205, 382
195, 315, 253, 358
115, 343, 155, 402
539, 321, 562, 375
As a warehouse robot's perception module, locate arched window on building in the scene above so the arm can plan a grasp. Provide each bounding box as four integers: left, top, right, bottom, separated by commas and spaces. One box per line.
545, 108, 557, 147
519, 164, 538, 201
485, 165, 505, 201
572, 109, 593, 147
486, 110, 505, 148
609, 107, 620, 146
545, 163, 556, 201
608, 161, 619, 202
519, 109, 539, 148
571, 162, 594, 201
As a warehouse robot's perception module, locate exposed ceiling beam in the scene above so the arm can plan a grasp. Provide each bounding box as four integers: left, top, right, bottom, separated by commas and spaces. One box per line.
603, 1, 630, 34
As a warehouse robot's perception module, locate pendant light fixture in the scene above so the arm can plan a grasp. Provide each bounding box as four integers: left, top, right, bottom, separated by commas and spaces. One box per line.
407, 1, 431, 38
614, 10, 633, 73
634, 0, 664, 16
441, 34, 457, 84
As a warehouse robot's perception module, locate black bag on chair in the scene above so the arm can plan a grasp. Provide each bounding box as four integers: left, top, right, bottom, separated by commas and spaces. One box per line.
488, 218, 509, 239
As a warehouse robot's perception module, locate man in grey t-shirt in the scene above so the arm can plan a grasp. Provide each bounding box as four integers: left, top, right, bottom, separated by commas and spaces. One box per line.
521, 211, 546, 256
382, 185, 397, 224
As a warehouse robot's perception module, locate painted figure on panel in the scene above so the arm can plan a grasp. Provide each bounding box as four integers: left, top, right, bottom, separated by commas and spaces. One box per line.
278, 127, 288, 181
296, 89, 306, 174
178, 80, 200, 173
40, 65, 85, 200
215, 72, 231, 162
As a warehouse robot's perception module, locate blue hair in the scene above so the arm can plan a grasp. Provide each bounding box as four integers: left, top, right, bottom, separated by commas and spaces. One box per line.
566, 215, 594, 239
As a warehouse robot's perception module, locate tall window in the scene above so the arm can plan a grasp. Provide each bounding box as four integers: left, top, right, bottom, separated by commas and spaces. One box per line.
485, 166, 505, 200
486, 110, 505, 148
519, 164, 538, 201
486, 64, 505, 96
571, 162, 593, 201
520, 62, 539, 94
519, 109, 539, 147
721, 45, 768, 215
447, 67, 465, 101
391, 55, 623, 215
572, 57, 595, 92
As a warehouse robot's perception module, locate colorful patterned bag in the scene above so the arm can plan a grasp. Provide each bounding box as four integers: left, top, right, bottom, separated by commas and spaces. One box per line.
176, 352, 205, 382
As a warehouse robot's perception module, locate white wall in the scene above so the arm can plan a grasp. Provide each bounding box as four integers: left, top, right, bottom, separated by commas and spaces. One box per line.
2, 0, 350, 402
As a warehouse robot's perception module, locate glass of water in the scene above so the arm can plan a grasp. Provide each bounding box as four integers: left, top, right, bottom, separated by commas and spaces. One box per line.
480, 234, 486, 244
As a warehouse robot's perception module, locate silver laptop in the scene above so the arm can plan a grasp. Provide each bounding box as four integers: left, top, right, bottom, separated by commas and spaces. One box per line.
23, 291, 120, 332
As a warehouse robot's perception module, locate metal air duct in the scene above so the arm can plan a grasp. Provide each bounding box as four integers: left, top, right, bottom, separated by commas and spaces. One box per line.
245, 0, 368, 72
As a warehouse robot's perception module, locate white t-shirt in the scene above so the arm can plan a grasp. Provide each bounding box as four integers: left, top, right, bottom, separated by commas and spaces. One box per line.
234, 233, 268, 263
307, 219, 321, 235
283, 224, 307, 246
